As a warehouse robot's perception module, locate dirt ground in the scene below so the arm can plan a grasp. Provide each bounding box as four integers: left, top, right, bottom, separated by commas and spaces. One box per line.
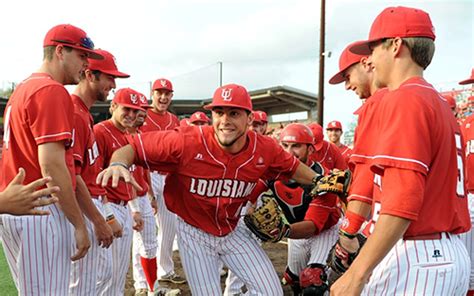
125, 241, 293, 295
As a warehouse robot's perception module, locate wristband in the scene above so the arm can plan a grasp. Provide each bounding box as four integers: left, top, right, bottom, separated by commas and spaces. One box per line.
103, 203, 115, 221
128, 198, 140, 212
106, 217, 117, 225
110, 162, 129, 170
340, 210, 366, 236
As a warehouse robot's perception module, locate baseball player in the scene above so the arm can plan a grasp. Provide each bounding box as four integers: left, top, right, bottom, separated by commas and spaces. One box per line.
444, 94, 458, 117
0, 168, 59, 215
140, 78, 185, 284
130, 96, 181, 296
250, 110, 268, 135
0, 24, 101, 295
69, 49, 130, 295
459, 69, 474, 296
331, 7, 471, 295
307, 122, 347, 171
326, 120, 352, 165
97, 83, 322, 295
189, 111, 211, 126
179, 118, 190, 127
93, 88, 145, 295
269, 123, 341, 295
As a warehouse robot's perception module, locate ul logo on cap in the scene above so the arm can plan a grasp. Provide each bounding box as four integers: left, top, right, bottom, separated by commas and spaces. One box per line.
160, 80, 168, 87
139, 95, 147, 104
196, 113, 201, 119
130, 94, 138, 104
221, 88, 233, 101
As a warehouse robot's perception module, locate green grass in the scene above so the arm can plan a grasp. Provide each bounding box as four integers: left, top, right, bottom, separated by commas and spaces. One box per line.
0, 245, 17, 295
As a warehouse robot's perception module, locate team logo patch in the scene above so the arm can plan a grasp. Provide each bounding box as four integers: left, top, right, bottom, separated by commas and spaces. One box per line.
194, 153, 203, 160
160, 79, 168, 87
130, 94, 138, 104
256, 156, 265, 167
221, 88, 233, 101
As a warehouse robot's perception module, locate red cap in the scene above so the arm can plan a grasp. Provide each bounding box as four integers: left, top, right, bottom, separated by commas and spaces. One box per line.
350, 6, 436, 55
152, 78, 173, 92
189, 111, 210, 124
180, 118, 190, 127
204, 84, 253, 112
88, 49, 129, 78
253, 110, 268, 123
459, 69, 474, 85
137, 92, 152, 109
329, 41, 368, 85
307, 122, 324, 151
43, 24, 103, 60
280, 123, 314, 145
112, 88, 146, 112
326, 120, 343, 130
443, 95, 456, 109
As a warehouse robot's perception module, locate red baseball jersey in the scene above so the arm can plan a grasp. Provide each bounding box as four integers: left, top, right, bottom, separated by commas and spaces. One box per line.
71, 95, 106, 197
337, 144, 352, 166
140, 109, 179, 133
133, 164, 149, 197
130, 125, 300, 236
1, 73, 76, 190
462, 114, 474, 192
309, 141, 347, 171
94, 120, 135, 202
369, 77, 470, 236
347, 89, 387, 204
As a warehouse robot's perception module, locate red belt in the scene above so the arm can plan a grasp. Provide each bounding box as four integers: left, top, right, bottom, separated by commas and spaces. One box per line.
404, 233, 443, 241
108, 199, 127, 206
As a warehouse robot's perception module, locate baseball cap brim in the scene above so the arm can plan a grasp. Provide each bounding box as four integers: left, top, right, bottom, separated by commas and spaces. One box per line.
329, 63, 359, 84
99, 69, 130, 78
349, 39, 379, 55
117, 103, 146, 112
204, 103, 252, 112
459, 78, 474, 85
64, 44, 104, 60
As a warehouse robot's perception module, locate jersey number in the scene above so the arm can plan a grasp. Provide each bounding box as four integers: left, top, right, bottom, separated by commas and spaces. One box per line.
3, 106, 12, 149
455, 133, 465, 197
88, 141, 99, 165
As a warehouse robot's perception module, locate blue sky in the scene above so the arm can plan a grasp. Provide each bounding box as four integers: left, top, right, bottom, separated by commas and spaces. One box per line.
0, 0, 472, 130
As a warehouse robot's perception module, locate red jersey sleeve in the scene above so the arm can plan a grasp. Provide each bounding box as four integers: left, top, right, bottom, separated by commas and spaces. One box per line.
379, 167, 426, 221
72, 113, 89, 174
130, 130, 184, 172
371, 90, 431, 175
261, 139, 299, 181
26, 85, 74, 145
347, 163, 374, 204
248, 179, 269, 204
304, 193, 339, 234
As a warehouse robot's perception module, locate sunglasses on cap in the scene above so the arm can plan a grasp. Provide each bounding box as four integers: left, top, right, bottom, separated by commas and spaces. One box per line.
51, 37, 95, 50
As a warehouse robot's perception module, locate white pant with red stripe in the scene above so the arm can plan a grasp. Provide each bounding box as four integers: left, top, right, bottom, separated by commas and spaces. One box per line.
103, 202, 133, 296
132, 194, 158, 290
69, 198, 113, 296
0, 203, 73, 296
177, 217, 283, 296
362, 233, 470, 295
460, 192, 474, 291
152, 172, 178, 278
287, 221, 340, 275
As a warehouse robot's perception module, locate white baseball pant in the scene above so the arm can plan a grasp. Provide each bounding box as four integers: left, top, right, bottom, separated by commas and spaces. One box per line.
362, 233, 470, 295
152, 172, 178, 277
177, 217, 283, 296
287, 222, 340, 275
103, 202, 133, 296
0, 202, 73, 296
132, 194, 158, 290
69, 197, 112, 296
460, 192, 474, 291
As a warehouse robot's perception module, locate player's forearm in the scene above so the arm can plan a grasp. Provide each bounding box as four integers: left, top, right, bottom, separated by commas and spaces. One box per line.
75, 175, 105, 224
39, 157, 86, 229
291, 162, 318, 185
348, 214, 410, 282
346, 200, 372, 219
288, 220, 317, 239
109, 144, 136, 167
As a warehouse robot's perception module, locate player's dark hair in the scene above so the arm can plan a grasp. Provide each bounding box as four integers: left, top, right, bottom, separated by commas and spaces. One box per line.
43, 45, 73, 61
80, 69, 102, 81
381, 37, 435, 69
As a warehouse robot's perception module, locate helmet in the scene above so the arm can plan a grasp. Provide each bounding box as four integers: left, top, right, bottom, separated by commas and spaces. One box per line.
280, 123, 314, 144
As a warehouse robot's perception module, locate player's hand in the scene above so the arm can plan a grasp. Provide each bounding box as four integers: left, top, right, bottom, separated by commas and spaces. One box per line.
109, 219, 123, 238
150, 199, 158, 215
132, 212, 144, 232
0, 168, 60, 215
96, 165, 142, 191
71, 226, 91, 261
93, 219, 114, 248
330, 267, 366, 296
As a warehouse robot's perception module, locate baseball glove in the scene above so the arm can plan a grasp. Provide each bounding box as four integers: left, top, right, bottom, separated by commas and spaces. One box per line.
311, 169, 352, 199
244, 192, 290, 243
326, 233, 367, 286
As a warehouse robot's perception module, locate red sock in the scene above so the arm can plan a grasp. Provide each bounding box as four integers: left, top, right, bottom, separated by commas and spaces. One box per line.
140, 256, 157, 291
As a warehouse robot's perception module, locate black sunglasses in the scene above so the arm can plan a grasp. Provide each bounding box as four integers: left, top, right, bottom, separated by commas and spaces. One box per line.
52, 36, 95, 50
